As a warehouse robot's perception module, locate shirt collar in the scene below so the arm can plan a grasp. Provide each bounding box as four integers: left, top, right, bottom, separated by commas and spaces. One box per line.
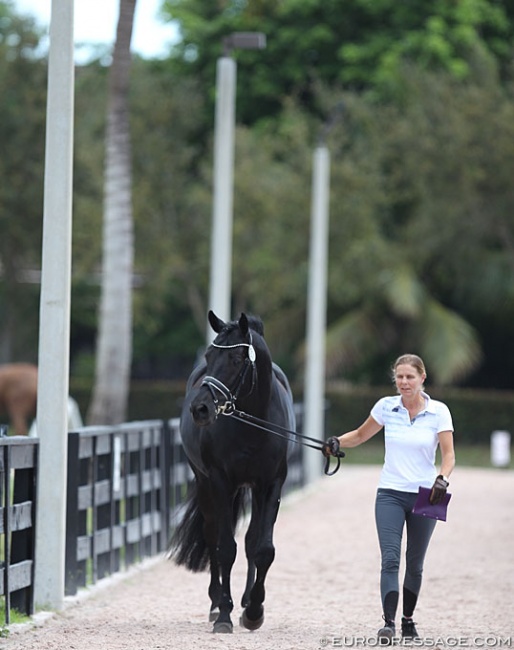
391, 391, 436, 413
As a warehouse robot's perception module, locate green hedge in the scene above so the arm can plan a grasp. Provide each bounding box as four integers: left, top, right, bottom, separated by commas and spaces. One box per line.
69, 379, 514, 445
322, 382, 514, 445
69, 379, 187, 424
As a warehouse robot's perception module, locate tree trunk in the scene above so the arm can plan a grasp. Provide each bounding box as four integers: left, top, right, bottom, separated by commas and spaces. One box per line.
88, 0, 136, 425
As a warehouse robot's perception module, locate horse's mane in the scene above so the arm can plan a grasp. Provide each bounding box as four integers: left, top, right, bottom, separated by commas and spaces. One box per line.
224, 314, 264, 337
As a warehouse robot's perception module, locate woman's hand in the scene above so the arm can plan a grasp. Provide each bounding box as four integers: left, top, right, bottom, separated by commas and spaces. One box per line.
430, 475, 449, 505
322, 436, 340, 458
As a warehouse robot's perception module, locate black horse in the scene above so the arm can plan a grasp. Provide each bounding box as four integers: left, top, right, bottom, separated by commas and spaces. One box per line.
170, 310, 296, 633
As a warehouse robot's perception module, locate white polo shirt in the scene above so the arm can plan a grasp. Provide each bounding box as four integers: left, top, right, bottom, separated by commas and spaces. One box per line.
370, 392, 454, 493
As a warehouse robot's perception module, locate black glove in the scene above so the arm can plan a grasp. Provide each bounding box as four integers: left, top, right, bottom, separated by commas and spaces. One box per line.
430, 475, 449, 505
322, 436, 341, 458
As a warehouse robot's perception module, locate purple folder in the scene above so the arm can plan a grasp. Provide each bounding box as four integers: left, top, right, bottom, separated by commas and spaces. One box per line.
412, 486, 452, 522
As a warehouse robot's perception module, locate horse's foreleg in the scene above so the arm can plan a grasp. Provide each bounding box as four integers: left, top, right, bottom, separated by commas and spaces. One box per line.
213, 527, 237, 633
204, 521, 221, 622
211, 473, 237, 633
241, 479, 283, 631
241, 495, 259, 608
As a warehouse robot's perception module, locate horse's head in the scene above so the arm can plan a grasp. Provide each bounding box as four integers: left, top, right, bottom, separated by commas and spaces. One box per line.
190, 310, 271, 427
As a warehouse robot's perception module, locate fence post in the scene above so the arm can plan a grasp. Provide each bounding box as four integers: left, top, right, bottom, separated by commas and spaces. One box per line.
10, 444, 38, 615
65, 431, 80, 596
2, 444, 11, 624
96, 435, 113, 580
160, 419, 172, 552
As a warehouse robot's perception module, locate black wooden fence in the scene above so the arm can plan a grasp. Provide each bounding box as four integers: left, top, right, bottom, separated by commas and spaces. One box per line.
0, 414, 305, 624
0, 428, 39, 626
64, 418, 186, 595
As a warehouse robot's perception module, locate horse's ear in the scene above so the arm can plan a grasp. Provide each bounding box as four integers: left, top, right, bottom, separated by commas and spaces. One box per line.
208, 310, 225, 333
238, 313, 249, 336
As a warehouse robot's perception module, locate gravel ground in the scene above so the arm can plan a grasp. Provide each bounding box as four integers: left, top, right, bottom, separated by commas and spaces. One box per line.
4, 465, 514, 649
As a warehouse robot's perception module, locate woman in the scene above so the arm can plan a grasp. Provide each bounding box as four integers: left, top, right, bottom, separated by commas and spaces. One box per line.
324, 354, 455, 644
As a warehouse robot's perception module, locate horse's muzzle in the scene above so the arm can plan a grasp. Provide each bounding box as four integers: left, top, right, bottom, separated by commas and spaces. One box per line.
190, 398, 216, 426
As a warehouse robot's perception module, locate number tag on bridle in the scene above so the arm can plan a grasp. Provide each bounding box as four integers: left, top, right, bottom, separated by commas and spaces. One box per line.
248, 345, 256, 363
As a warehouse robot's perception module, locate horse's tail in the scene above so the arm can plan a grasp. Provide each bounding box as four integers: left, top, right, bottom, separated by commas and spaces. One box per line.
169, 481, 248, 573
169, 481, 209, 572
232, 486, 248, 533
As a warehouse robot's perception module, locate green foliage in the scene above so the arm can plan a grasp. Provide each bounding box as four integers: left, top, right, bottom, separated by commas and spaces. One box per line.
336, 0, 511, 90
128, 58, 211, 338
0, 5, 46, 262
72, 62, 108, 277
162, 0, 514, 123
0, 3, 47, 359
230, 108, 313, 364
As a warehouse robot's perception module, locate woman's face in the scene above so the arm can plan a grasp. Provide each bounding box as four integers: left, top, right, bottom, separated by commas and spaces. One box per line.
394, 363, 425, 399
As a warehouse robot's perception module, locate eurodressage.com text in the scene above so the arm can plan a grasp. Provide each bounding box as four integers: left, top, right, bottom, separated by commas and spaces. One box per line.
319, 636, 513, 647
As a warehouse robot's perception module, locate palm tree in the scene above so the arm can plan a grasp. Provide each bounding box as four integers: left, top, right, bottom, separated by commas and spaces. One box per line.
324, 262, 482, 385
88, 0, 136, 424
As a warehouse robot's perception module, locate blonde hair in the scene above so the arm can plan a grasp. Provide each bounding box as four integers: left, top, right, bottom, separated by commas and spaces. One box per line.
391, 354, 426, 386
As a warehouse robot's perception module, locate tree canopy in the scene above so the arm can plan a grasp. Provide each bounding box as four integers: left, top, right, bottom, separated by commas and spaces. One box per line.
162, 0, 514, 121
2, 0, 514, 389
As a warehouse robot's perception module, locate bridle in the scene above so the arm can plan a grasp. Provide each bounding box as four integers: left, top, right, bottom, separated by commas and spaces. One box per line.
199, 331, 345, 476
201, 331, 257, 416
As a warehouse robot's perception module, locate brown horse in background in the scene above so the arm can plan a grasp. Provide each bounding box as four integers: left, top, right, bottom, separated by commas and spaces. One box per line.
0, 363, 38, 436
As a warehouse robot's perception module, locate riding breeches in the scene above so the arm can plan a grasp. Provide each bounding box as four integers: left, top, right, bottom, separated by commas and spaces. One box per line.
375, 488, 437, 619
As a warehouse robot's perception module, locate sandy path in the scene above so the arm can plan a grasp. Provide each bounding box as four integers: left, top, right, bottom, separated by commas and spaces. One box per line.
5, 466, 514, 649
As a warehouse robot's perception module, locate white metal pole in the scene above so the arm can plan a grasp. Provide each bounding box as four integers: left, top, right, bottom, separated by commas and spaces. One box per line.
34, 0, 74, 610
303, 146, 331, 484
207, 56, 236, 343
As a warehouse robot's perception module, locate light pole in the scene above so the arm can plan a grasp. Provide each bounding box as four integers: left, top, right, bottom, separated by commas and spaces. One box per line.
303, 144, 331, 484
206, 32, 266, 344
303, 104, 344, 483
35, 0, 75, 609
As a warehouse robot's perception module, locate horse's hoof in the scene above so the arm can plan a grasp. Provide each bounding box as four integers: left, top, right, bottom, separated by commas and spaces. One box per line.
209, 607, 220, 622
240, 609, 264, 631
212, 621, 233, 634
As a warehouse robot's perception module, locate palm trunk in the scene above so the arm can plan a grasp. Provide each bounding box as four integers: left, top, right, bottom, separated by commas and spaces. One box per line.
88, 0, 136, 424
